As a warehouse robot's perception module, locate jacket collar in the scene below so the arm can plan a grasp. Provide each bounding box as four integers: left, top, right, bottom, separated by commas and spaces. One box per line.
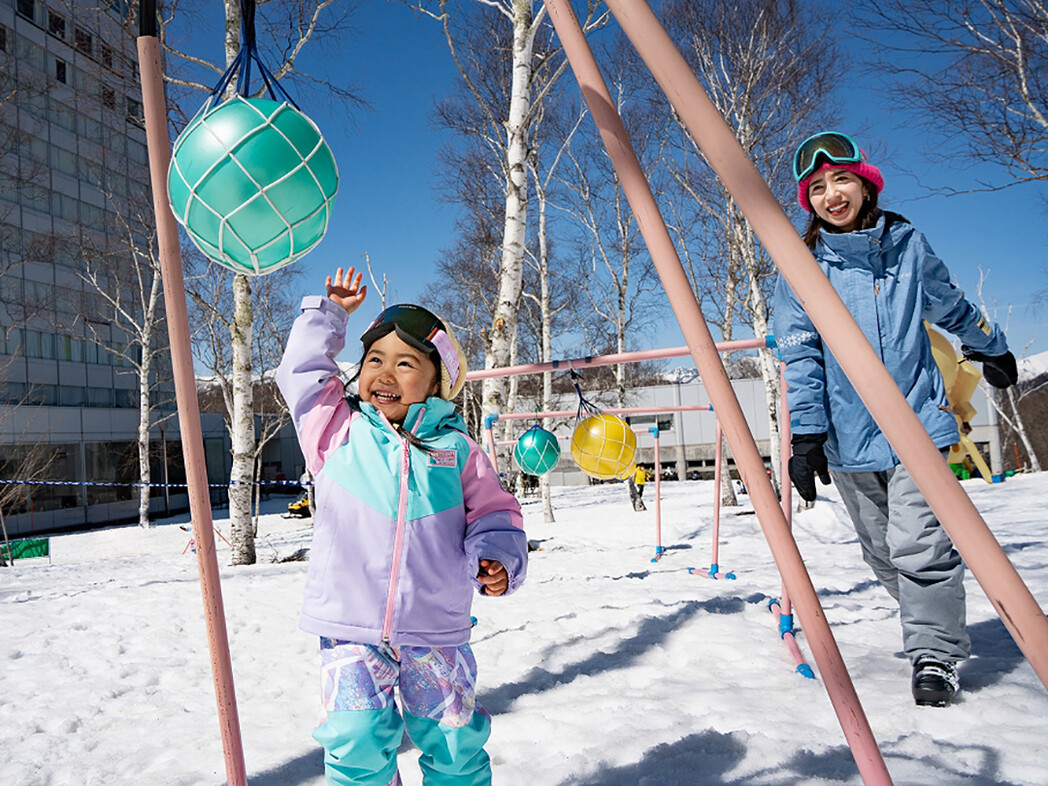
358, 396, 466, 438
816, 211, 899, 266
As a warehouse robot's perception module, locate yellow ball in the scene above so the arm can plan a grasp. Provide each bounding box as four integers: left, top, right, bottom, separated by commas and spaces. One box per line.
570, 413, 637, 480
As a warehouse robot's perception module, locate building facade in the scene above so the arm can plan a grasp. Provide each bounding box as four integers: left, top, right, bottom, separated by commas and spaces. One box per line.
1, 0, 187, 537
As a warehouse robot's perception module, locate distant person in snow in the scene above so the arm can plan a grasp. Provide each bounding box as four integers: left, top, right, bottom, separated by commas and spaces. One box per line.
276, 267, 528, 785
775, 132, 1017, 707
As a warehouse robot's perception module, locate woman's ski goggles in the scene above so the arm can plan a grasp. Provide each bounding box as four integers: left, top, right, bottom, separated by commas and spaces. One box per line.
792, 132, 863, 182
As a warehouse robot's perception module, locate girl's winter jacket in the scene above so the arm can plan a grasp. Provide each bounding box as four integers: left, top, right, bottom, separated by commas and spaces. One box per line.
275, 296, 527, 647
774, 213, 1009, 472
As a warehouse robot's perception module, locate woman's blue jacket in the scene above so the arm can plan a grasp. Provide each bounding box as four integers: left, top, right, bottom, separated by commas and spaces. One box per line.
773, 212, 1008, 472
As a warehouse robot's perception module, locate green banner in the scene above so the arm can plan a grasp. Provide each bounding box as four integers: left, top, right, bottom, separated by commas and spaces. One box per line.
2, 538, 49, 561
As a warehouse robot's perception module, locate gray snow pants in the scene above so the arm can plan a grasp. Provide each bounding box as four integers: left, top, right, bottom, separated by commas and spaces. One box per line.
831, 451, 970, 664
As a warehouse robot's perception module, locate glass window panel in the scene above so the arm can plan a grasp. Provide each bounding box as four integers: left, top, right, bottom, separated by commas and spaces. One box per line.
26, 383, 58, 405
16, 36, 45, 71
3, 327, 22, 356
1, 381, 25, 403
47, 10, 65, 39
60, 385, 87, 407
74, 28, 91, 57
1, 276, 22, 301
52, 145, 77, 176
87, 387, 113, 406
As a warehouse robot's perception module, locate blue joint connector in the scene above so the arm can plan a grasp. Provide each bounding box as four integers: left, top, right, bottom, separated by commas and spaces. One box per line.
779, 613, 794, 638
724, 571, 736, 580
484, 413, 499, 429
655, 546, 666, 554
649, 427, 659, 438
708, 563, 718, 576
796, 663, 815, 679
765, 335, 777, 349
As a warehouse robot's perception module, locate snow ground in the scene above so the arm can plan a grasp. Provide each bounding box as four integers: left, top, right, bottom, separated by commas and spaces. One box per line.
2, 473, 1047, 785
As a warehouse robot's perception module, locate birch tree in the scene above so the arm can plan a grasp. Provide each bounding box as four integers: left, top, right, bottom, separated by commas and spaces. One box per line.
657, 0, 838, 495
147, 0, 360, 564
76, 192, 176, 528
974, 270, 1044, 471
411, 0, 604, 427
861, 0, 1048, 189
557, 40, 664, 408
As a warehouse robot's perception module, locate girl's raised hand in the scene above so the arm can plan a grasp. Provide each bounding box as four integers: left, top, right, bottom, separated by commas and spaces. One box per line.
326, 267, 367, 315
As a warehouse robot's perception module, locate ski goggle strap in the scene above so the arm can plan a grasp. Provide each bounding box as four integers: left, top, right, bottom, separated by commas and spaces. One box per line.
361, 304, 461, 391
792, 132, 862, 182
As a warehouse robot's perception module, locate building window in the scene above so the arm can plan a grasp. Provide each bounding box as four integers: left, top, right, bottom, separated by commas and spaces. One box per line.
1, 327, 23, 357
101, 85, 116, 110
16, 0, 34, 22
74, 27, 92, 56
101, 42, 113, 69
0, 26, 8, 53
87, 387, 113, 407
55, 58, 67, 84
60, 385, 88, 407
126, 97, 143, 126
47, 10, 65, 39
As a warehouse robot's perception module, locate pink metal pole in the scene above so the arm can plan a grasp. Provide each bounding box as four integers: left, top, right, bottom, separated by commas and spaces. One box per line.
650, 429, 663, 562
543, 2, 891, 783
485, 419, 500, 473
773, 363, 814, 676
136, 36, 247, 786
780, 362, 794, 617
464, 339, 770, 381
690, 421, 735, 580
712, 422, 723, 568
770, 599, 816, 679
604, 0, 1048, 698
492, 405, 713, 421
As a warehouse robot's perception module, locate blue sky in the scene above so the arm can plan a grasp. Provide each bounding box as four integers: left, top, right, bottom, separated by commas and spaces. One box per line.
265, 4, 1047, 360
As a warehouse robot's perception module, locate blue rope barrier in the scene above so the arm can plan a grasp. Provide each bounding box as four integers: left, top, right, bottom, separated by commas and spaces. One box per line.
0, 479, 312, 489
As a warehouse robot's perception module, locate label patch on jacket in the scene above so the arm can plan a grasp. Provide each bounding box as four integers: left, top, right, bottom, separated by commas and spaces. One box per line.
428, 449, 458, 468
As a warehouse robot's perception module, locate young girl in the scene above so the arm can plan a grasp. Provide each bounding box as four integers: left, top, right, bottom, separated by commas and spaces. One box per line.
276, 267, 528, 784
774, 132, 1017, 707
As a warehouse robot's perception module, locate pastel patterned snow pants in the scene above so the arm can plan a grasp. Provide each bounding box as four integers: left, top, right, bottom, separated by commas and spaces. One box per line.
313, 638, 492, 786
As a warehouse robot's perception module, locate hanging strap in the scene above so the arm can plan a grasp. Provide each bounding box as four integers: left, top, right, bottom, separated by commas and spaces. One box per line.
571, 370, 601, 421
200, 0, 300, 114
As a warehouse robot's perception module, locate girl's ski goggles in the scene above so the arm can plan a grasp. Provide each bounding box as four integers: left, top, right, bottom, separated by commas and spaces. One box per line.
361, 304, 461, 388
361, 304, 446, 353
792, 132, 863, 182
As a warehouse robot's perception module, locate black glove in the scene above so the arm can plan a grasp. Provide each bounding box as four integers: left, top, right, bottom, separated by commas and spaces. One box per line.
962, 347, 1018, 389
789, 433, 831, 503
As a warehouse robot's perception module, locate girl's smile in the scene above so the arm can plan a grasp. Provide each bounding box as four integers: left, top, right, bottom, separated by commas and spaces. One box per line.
358, 331, 439, 424
807, 167, 867, 232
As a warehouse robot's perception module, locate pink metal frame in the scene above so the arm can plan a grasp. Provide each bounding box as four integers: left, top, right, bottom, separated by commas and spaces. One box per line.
543, 1, 891, 781
488, 407, 711, 561
599, 0, 1048, 692
137, 37, 247, 786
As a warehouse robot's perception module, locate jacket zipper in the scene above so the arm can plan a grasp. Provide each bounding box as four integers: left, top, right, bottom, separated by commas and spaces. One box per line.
381, 407, 425, 643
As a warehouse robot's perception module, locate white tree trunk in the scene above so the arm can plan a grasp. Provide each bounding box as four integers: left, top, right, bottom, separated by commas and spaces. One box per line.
229, 273, 256, 564
1006, 386, 1043, 472
481, 3, 536, 422
137, 326, 153, 530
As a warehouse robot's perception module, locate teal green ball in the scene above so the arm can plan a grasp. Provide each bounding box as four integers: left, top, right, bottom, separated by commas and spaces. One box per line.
167, 96, 338, 275
513, 426, 561, 476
